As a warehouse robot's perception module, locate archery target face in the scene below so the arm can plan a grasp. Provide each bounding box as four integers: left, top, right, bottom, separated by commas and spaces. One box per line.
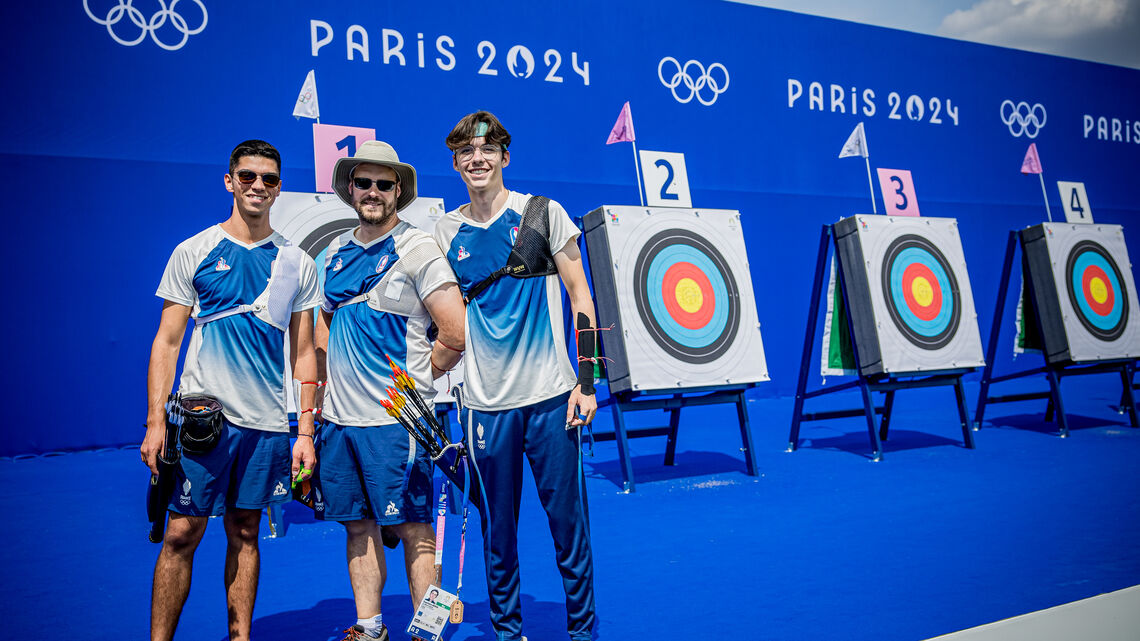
599, 206, 768, 392
854, 216, 984, 373
1041, 223, 1140, 361
270, 192, 461, 404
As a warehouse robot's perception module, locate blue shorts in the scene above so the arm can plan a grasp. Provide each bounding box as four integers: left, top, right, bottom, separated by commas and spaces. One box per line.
313, 422, 433, 525
169, 422, 291, 516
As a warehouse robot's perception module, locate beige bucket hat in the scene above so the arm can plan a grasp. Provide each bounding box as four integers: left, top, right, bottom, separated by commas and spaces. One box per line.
331, 140, 417, 212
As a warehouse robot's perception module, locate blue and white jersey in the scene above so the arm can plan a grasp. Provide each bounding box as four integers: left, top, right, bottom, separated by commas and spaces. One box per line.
433, 191, 579, 411
156, 225, 322, 432
322, 221, 458, 427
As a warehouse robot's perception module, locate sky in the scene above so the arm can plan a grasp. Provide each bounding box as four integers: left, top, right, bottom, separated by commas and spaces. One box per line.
730, 0, 1140, 69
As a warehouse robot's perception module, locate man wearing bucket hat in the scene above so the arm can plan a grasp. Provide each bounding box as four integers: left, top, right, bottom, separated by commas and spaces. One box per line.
435, 112, 599, 641
313, 140, 466, 641
142, 139, 322, 641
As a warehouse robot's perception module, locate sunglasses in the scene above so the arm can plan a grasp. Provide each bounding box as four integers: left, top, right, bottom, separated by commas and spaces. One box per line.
352, 177, 398, 192
233, 169, 281, 188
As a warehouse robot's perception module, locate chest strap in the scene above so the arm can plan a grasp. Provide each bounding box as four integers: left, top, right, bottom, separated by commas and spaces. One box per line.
462, 196, 558, 305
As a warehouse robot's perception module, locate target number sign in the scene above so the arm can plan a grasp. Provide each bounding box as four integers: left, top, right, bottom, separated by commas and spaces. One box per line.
1057, 181, 1094, 224
313, 123, 376, 193
876, 168, 921, 217
1066, 240, 1127, 341
881, 234, 960, 349
639, 150, 693, 208
633, 228, 740, 363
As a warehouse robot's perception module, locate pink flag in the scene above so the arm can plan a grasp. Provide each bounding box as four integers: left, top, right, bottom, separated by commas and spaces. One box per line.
606, 101, 635, 144
1020, 143, 1043, 174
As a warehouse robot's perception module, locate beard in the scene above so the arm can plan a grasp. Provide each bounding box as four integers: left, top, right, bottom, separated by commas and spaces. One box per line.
355, 197, 396, 226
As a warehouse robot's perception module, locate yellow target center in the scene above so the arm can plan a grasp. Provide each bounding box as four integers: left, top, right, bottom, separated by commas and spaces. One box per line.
1089, 277, 1109, 304
911, 277, 934, 307
675, 278, 703, 313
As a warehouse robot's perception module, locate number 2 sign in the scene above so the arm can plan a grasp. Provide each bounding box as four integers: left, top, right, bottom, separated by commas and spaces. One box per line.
1057, 181, 1094, 223
639, 150, 692, 208
876, 168, 920, 217
314, 124, 377, 193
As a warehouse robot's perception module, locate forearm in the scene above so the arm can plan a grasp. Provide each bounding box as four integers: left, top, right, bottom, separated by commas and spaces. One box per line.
431, 328, 464, 377
146, 340, 180, 430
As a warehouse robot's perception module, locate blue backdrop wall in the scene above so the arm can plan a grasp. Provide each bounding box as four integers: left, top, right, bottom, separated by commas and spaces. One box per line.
2, 1, 1137, 455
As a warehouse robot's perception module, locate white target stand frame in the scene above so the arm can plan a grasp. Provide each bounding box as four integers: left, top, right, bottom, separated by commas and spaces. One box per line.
974, 224, 1140, 438
788, 218, 981, 461
582, 205, 765, 492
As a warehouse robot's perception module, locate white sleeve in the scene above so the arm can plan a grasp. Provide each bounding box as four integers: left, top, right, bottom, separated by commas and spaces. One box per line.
546, 198, 581, 255
154, 240, 198, 307
415, 246, 460, 298
292, 254, 323, 312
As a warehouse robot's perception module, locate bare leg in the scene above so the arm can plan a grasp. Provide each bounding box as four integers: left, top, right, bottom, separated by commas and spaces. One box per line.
223, 508, 262, 641
389, 521, 436, 604
151, 513, 209, 641
345, 519, 385, 618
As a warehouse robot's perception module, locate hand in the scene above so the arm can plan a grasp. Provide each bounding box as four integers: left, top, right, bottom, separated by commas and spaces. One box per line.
291, 436, 316, 486
565, 385, 597, 427
140, 422, 165, 476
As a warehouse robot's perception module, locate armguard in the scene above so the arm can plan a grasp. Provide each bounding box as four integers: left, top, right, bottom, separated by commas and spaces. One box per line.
576, 312, 596, 395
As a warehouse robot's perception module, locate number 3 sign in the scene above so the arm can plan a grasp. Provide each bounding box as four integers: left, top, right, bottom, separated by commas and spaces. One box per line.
639, 150, 693, 208
876, 168, 920, 217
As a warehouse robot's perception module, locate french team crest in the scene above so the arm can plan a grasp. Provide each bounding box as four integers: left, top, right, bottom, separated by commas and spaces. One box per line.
376, 255, 390, 273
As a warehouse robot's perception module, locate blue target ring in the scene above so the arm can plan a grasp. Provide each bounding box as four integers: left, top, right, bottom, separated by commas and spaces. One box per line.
1066, 240, 1128, 341
633, 228, 740, 363
880, 235, 961, 350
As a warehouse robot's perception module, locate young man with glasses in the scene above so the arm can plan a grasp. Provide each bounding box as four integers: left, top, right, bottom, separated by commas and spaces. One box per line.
434, 111, 599, 641
313, 140, 466, 641
142, 139, 322, 641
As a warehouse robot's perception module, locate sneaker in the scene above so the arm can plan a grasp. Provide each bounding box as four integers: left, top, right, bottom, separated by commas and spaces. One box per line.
338, 624, 389, 641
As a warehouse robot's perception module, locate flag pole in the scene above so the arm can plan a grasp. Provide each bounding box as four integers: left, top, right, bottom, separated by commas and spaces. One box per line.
632, 140, 645, 206
864, 156, 876, 214
1038, 173, 1052, 222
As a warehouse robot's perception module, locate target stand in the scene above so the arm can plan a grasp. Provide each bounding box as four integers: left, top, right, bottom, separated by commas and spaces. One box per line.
583, 206, 769, 492
788, 217, 985, 461
974, 224, 1140, 437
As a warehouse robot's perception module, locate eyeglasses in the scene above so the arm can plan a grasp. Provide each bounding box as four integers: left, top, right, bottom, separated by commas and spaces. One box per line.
352, 177, 398, 192
454, 144, 503, 161
233, 169, 281, 188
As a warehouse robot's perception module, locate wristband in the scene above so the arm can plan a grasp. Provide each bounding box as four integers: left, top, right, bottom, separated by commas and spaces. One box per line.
296, 432, 314, 440
437, 337, 463, 353
300, 381, 326, 386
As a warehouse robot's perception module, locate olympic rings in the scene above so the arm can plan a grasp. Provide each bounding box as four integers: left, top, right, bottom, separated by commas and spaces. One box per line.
84, 0, 208, 51
999, 100, 1047, 138
657, 57, 730, 106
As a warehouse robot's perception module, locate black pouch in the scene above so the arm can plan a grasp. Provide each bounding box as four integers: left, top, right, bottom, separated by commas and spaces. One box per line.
175, 395, 224, 455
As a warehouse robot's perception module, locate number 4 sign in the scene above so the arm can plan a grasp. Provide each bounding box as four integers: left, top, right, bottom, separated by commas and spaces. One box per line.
639, 150, 692, 208
875, 168, 920, 217
314, 123, 377, 193
1057, 181, 1093, 223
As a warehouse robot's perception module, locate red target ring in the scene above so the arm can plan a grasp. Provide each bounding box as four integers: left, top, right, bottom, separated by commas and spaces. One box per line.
1082, 264, 1115, 317
661, 262, 716, 330
901, 262, 943, 322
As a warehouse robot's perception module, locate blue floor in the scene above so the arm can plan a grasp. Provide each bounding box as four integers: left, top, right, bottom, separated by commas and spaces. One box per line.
3, 374, 1139, 640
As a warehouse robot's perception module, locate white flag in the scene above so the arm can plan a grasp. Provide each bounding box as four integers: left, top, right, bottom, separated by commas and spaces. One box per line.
292, 70, 319, 120
838, 122, 868, 159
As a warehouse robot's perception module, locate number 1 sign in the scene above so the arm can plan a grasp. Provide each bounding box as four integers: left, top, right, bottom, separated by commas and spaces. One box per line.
314, 124, 377, 193
876, 168, 921, 217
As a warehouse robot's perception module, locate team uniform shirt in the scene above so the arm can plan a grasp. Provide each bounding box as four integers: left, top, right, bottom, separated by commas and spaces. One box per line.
322, 221, 458, 426
433, 191, 579, 411
156, 225, 322, 432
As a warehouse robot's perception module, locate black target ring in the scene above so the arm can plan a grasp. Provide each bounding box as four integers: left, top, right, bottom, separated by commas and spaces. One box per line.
880, 234, 962, 351
632, 228, 740, 364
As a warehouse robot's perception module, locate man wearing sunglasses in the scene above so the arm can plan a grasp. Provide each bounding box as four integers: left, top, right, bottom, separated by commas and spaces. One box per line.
142, 140, 322, 641
314, 140, 465, 641
435, 112, 598, 641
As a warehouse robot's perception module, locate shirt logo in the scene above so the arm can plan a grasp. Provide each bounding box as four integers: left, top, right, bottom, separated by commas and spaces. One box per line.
273, 482, 288, 497
457, 246, 471, 261
215, 257, 231, 272
376, 255, 389, 273
332, 257, 343, 272
385, 501, 400, 516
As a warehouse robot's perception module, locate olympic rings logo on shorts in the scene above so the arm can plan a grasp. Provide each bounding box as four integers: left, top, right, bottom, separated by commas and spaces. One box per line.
657, 57, 730, 106
84, 0, 208, 51
1000, 100, 1047, 138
